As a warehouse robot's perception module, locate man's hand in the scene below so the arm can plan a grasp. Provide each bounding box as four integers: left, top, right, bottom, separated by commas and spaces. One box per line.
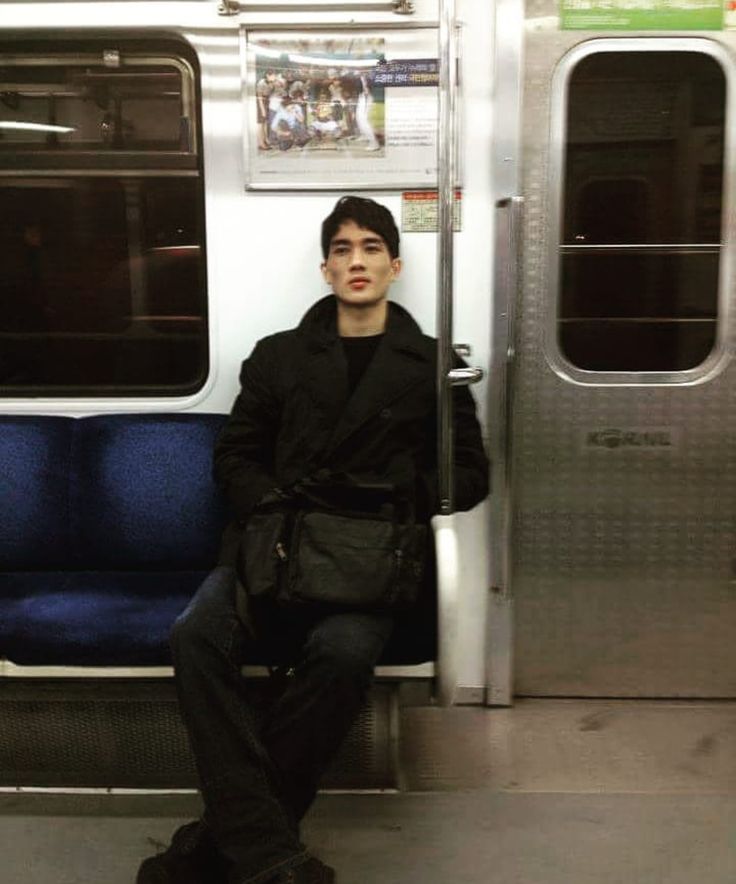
253, 487, 293, 511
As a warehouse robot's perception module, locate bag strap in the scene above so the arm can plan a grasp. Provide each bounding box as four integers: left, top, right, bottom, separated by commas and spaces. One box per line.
292, 479, 415, 527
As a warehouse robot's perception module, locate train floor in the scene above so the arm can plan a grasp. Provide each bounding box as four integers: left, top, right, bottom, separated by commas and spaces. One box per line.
2, 698, 735, 884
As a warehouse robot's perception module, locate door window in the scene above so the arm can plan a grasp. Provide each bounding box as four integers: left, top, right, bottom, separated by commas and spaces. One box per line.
558, 50, 725, 373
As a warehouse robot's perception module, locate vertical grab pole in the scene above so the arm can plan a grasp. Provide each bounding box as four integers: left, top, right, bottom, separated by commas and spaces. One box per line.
435, 1, 459, 702
437, 0, 457, 516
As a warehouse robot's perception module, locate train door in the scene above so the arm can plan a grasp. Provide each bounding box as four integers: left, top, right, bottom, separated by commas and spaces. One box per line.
498, 3, 736, 697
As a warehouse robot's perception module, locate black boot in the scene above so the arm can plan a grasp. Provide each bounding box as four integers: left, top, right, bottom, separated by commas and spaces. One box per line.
269, 857, 336, 884
137, 819, 229, 884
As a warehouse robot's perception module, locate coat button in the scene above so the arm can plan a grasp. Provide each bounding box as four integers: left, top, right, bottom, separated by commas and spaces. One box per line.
380, 408, 392, 420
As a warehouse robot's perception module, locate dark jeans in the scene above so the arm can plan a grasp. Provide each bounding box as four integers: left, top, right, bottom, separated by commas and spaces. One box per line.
170, 566, 394, 884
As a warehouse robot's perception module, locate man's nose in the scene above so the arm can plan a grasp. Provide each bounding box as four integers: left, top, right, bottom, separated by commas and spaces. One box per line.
348, 249, 366, 268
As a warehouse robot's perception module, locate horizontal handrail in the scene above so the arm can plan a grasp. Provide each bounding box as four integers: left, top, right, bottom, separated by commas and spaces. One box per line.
561, 243, 719, 252
559, 316, 715, 324
218, 0, 415, 14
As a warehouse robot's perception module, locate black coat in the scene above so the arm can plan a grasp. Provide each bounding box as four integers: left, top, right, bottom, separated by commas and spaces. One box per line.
214, 296, 489, 535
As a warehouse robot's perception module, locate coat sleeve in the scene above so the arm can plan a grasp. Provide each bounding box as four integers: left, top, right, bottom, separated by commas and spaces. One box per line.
450, 381, 490, 512
213, 339, 281, 522
418, 364, 490, 516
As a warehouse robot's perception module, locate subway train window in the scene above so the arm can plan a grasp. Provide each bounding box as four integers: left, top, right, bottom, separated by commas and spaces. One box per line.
559, 51, 725, 372
0, 42, 207, 396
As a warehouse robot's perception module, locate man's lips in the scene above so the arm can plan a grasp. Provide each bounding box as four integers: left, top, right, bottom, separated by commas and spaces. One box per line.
349, 278, 369, 289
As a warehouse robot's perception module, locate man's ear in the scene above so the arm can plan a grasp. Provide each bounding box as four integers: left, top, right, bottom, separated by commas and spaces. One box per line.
390, 257, 402, 280
320, 261, 329, 282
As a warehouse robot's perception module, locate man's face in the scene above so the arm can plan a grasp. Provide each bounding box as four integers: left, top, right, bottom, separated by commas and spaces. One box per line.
321, 220, 401, 308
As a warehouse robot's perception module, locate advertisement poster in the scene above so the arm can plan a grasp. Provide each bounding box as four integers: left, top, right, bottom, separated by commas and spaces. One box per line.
560, 0, 723, 30
242, 30, 439, 190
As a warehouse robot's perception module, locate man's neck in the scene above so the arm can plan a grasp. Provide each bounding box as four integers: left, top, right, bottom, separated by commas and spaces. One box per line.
337, 299, 388, 338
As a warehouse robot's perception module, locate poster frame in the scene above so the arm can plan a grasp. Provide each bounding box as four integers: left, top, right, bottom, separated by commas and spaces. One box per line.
240, 26, 441, 191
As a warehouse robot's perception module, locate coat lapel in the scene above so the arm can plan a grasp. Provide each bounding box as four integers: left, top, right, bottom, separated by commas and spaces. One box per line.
303, 336, 349, 433
297, 296, 434, 461
323, 319, 432, 458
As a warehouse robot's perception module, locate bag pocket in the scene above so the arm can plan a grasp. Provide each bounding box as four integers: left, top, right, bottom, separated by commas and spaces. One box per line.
239, 511, 289, 599
289, 512, 425, 611
390, 522, 428, 609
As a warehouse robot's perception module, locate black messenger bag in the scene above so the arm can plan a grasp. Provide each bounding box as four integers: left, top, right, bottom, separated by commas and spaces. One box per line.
238, 493, 427, 613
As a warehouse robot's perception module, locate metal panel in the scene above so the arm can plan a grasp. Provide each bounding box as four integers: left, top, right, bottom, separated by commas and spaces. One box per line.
513, 2, 736, 696
486, 197, 522, 707
485, 0, 524, 707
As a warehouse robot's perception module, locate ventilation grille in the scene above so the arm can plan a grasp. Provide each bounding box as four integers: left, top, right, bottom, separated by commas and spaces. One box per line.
0, 680, 397, 790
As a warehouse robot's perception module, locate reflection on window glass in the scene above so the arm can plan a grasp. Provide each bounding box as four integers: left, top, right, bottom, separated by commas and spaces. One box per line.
559, 51, 724, 372
573, 179, 648, 244
0, 42, 206, 397
561, 252, 719, 319
0, 59, 192, 153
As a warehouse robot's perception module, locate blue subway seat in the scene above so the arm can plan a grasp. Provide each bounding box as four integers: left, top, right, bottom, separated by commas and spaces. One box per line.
0, 413, 435, 669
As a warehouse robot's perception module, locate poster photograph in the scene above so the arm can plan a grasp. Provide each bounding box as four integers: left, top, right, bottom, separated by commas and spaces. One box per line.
242, 30, 440, 190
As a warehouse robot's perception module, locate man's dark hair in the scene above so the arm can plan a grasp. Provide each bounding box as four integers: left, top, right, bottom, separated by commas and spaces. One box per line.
321, 196, 400, 260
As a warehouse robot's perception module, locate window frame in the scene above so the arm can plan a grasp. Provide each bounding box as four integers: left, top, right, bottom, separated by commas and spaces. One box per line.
545, 37, 735, 386
0, 51, 198, 168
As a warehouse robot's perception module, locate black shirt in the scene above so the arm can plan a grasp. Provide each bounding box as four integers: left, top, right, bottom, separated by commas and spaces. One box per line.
341, 334, 383, 396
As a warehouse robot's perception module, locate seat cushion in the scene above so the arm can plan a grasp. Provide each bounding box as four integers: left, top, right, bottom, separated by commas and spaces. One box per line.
1, 570, 436, 668
0, 416, 73, 570
1, 571, 207, 666
71, 414, 229, 571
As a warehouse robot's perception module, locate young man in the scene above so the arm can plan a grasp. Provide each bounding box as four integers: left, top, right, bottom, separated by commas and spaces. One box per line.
137, 196, 488, 884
